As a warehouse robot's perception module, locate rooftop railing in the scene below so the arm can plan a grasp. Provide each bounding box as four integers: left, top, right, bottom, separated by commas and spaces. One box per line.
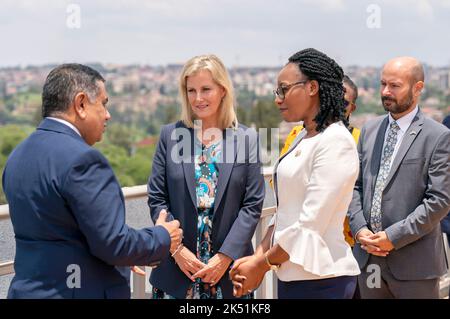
1, 166, 449, 298
0, 168, 278, 298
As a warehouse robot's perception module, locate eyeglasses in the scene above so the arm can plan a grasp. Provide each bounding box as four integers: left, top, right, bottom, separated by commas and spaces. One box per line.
343, 99, 354, 107
273, 80, 308, 100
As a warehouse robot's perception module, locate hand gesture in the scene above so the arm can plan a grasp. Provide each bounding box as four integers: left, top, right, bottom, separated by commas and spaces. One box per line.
230, 255, 266, 297
130, 266, 146, 276
192, 253, 232, 285
173, 246, 206, 281
359, 231, 394, 256
156, 209, 182, 253
357, 229, 390, 257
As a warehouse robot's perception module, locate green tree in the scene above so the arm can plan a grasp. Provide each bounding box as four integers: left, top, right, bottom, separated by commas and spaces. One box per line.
145, 116, 160, 135
236, 88, 257, 109
124, 154, 152, 185
95, 140, 156, 187
32, 106, 43, 127
354, 100, 385, 116
95, 143, 128, 171
250, 99, 281, 130
0, 125, 34, 204
0, 154, 6, 204
103, 123, 142, 156
120, 144, 155, 186
95, 143, 136, 186
0, 125, 33, 157
154, 102, 180, 124
236, 105, 250, 126
164, 103, 180, 123
422, 83, 444, 101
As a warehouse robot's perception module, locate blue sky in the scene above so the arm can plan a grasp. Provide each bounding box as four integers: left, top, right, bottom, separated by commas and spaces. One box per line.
1, 0, 449, 67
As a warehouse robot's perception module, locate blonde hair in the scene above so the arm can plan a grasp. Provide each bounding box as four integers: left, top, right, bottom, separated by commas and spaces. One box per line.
179, 54, 237, 129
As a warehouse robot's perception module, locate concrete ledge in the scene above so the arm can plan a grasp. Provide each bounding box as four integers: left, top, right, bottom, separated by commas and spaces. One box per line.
0, 261, 14, 276
0, 205, 9, 221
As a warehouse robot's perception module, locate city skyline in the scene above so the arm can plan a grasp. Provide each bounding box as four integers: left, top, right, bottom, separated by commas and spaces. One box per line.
1, 0, 450, 68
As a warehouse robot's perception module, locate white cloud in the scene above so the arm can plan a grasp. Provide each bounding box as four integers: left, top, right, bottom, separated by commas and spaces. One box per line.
0, 0, 450, 67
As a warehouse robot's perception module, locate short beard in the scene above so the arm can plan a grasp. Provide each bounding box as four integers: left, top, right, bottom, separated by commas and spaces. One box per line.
381, 91, 414, 114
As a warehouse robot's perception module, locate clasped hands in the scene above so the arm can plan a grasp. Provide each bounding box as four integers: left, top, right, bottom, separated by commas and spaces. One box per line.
356, 229, 394, 257
229, 254, 268, 298
172, 247, 232, 285
155, 210, 232, 285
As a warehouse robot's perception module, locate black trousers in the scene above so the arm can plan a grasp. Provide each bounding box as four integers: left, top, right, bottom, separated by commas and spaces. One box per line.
277, 276, 357, 299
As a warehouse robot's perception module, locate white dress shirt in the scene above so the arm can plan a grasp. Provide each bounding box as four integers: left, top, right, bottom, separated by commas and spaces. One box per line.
46, 117, 81, 137
384, 105, 418, 170
269, 122, 361, 281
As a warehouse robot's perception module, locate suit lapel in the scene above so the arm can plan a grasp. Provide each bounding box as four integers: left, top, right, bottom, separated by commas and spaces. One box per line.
182, 157, 197, 209
384, 112, 424, 187
274, 128, 307, 173
370, 116, 389, 193
273, 129, 307, 206
213, 130, 238, 214
181, 128, 197, 209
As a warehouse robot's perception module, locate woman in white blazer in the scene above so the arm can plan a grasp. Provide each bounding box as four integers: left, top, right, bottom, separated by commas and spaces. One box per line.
230, 48, 360, 299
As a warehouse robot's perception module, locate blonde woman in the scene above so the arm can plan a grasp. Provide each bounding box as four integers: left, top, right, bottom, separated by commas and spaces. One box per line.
148, 55, 265, 299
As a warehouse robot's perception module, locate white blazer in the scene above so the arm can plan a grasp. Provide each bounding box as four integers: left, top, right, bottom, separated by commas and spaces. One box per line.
270, 122, 361, 281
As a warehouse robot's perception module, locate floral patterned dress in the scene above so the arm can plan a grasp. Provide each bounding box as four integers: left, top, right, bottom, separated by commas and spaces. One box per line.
153, 137, 223, 299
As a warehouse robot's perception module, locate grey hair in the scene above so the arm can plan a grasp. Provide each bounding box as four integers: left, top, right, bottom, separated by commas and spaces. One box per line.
42, 63, 105, 117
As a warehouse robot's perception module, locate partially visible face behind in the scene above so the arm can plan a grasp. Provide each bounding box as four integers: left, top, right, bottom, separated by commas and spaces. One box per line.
186, 69, 225, 126
82, 81, 110, 146
275, 63, 311, 123
343, 82, 356, 119
380, 62, 415, 115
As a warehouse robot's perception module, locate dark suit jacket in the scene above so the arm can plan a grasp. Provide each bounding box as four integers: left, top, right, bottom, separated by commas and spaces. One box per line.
349, 110, 450, 280
147, 121, 265, 298
2, 119, 171, 298
442, 115, 450, 234
443, 114, 450, 129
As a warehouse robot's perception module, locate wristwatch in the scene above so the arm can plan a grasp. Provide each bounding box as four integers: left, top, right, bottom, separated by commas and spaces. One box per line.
264, 251, 280, 271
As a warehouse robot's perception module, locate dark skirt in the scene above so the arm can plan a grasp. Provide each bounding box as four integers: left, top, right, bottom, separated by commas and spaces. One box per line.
277, 276, 357, 299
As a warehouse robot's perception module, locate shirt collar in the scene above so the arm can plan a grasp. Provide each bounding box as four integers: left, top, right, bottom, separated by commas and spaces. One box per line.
388, 105, 419, 133
46, 117, 82, 137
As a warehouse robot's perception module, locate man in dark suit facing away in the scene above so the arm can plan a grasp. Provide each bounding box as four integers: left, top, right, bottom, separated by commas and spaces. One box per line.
2, 64, 182, 298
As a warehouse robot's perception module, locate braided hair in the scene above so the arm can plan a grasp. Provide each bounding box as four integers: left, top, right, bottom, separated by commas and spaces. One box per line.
288, 48, 347, 132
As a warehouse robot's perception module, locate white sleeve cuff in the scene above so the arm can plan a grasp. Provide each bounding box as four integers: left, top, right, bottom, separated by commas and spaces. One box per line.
274, 221, 336, 276
267, 214, 276, 228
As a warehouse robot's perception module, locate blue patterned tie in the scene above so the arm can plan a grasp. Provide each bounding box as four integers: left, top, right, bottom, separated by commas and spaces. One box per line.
370, 121, 400, 233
